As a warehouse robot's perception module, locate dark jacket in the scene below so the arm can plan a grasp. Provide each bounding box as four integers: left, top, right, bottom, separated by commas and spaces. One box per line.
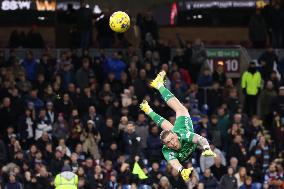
201, 176, 218, 189
220, 174, 238, 189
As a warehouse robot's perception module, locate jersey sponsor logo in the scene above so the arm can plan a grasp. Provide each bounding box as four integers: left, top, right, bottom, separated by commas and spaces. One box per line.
185, 117, 189, 127
169, 152, 175, 159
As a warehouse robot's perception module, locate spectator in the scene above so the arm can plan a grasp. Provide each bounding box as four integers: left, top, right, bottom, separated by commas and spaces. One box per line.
208, 114, 222, 149
35, 109, 52, 140
220, 167, 238, 189
197, 67, 213, 87
52, 113, 69, 141
21, 50, 38, 82
245, 155, 263, 185
88, 165, 106, 189
103, 142, 120, 164
207, 82, 223, 116
105, 172, 119, 189
241, 61, 262, 116
234, 167, 247, 188
223, 78, 235, 100
135, 113, 149, 155
189, 38, 207, 82
239, 176, 259, 189
4, 173, 23, 189
101, 117, 118, 151
138, 11, 159, 40
147, 126, 163, 164
148, 162, 162, 187
258, 47, 278, 81
104, 52, 126, 80
216, 107, 230, 151
75, 57, 94, 89
264, 163, 283, 189
172, 49, 186, 70
212, 62, 227, 86
122, 122, 141, 158
210, 155, 227, 181
258, 80, 277, 122
226, 88, 241, 116
227, 135, 247, 166
0, 97, 17, 136
249, 135, 270, 171
271, 86, 284, 118
229, 157, 239, 174
272, 113, 284, 151
56, 138, 71, 157
16, 72, 32, 94
35, 166, 52, 189
200, 168, 218, 189
80, 120, 101, 160
158, 176, 173, 189
133, 69, 151, 101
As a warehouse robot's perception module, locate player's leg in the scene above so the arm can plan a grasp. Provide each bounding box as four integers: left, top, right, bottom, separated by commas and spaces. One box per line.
140, 100, 173, 130
150, 71, 189, 118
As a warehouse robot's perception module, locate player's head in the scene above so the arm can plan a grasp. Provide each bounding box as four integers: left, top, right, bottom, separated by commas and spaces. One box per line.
160, 130, 181, 150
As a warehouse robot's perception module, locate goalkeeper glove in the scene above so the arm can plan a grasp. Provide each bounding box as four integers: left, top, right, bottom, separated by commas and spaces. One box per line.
178, 167, 193, 182
201, 147, 217, 157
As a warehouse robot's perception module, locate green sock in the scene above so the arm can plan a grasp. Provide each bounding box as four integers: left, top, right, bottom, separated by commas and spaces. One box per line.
159, 86, 174, 102
149, 111, 165, 128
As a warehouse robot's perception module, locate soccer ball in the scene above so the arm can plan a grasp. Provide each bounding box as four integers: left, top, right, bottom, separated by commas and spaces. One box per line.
109, 11, 130, 33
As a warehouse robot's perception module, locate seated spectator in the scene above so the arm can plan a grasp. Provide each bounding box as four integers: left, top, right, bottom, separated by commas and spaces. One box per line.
148, 162, 162, 186
239, 176, 259, 189
220, 167, 238, 189
213, 61, 227, 86
249, 135, 270, 172
56, 138, 71, 158
147, 126, 163, 164
35, 109, 52, 140
4, 173, 23, 189
246, 155, 263, 184
210, 155, 227, 181
159, 176, 173, 189
264, 162, 283, 189
200, 168, 218, 189
234, 167, 247, 188
52, 113, 69, 141
21, 50, 38, 81
227, 135, 247, 166
229, 157, 239, 174
80, 120, 101, 160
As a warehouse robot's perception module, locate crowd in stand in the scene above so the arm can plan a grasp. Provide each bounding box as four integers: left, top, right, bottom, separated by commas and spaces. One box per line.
0, 1, 284, 189
0, 35, 283, 189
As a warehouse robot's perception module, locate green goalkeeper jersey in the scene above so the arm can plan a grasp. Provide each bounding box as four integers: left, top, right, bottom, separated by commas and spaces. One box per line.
162, 116, 198, 163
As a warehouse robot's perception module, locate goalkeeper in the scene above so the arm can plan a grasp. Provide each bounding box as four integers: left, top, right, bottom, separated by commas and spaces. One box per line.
140, 71, 216, 182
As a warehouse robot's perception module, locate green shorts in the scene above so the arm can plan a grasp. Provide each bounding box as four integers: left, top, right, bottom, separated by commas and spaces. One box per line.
174, 116, 194, 132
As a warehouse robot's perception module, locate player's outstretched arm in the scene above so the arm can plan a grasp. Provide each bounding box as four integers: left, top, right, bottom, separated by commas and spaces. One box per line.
169, 159, 193, 182
192, 134, 216, 157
